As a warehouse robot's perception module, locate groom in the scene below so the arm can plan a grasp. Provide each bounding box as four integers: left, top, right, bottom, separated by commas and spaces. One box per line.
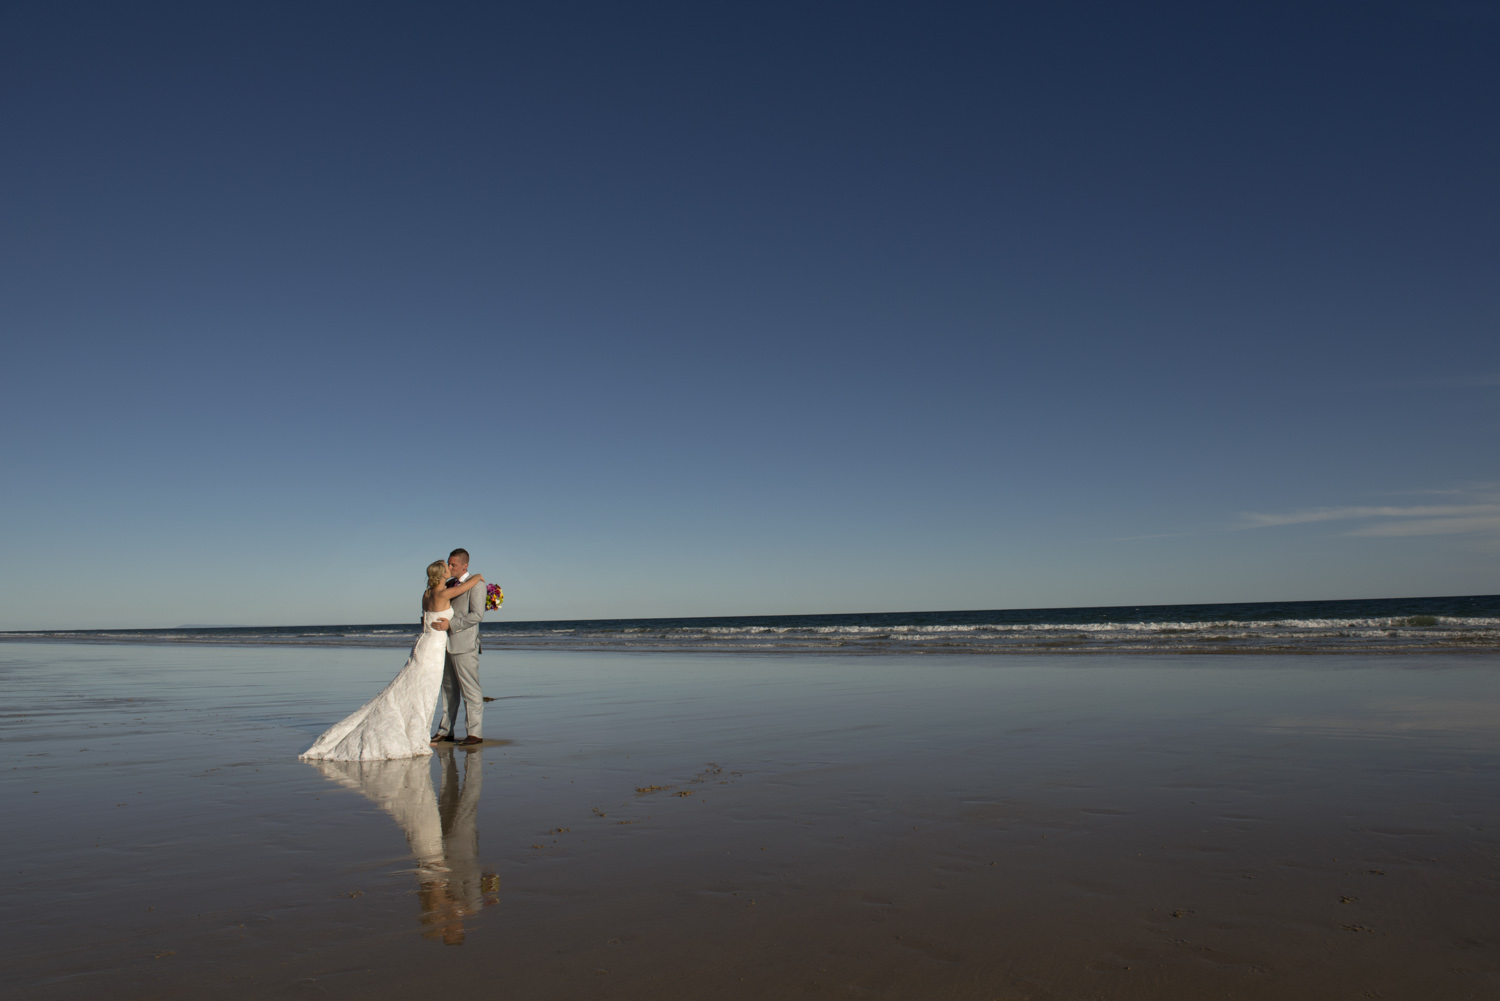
431, 548, 487, 746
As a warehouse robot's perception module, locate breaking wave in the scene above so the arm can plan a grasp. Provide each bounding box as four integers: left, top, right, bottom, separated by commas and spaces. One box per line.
6, 596, 1498, 655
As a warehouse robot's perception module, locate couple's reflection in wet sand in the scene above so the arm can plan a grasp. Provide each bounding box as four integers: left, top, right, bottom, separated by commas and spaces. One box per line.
308, 746, 498, 944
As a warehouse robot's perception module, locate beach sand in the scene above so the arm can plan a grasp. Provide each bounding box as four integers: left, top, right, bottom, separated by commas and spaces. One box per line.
4, 642, 1500, 999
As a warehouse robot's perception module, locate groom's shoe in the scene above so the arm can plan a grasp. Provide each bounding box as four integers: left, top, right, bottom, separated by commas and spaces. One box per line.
431, 731, 456, 743
458, 735, 483, 746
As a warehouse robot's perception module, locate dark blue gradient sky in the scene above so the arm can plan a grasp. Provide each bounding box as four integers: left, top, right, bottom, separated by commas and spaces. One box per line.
3, 0, 1497, 627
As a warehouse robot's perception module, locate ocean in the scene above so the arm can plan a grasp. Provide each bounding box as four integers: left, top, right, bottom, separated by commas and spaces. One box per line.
5, 593, 1498, 654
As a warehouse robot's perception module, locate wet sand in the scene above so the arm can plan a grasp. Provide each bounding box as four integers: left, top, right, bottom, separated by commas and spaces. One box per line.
4, 642, 1500, 999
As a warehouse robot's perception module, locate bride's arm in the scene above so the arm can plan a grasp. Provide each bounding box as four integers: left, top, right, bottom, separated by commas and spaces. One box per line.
434, 574, 484, 600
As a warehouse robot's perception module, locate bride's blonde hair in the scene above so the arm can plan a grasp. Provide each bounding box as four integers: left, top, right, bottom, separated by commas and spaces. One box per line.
426, 560, 448, 591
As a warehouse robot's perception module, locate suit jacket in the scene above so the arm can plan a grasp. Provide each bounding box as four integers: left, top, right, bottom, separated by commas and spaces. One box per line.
446, 575, 486, 656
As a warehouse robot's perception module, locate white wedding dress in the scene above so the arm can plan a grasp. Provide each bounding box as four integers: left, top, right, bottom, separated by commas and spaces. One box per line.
301, 608, 452, 760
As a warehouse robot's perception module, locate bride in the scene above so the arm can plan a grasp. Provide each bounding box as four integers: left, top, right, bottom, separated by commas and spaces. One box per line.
301, 561, 485, 761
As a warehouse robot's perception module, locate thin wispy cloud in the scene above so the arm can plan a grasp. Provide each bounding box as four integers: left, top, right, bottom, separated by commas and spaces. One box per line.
1239, 504, 1500, 529
1238, 496, 1500, 538
1351, 515, 1500, 537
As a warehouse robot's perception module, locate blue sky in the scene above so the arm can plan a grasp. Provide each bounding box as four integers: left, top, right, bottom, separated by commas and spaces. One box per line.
2, 0, 1496, 629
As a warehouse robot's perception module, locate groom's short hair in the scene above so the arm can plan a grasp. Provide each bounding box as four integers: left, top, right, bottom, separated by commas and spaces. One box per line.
449, 548, 470, 563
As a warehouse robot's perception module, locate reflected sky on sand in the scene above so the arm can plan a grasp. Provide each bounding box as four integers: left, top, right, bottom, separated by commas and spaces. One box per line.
306, 748, 498, 944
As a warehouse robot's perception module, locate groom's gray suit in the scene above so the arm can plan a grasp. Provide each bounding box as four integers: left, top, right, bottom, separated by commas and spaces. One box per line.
437, 575, 486, 738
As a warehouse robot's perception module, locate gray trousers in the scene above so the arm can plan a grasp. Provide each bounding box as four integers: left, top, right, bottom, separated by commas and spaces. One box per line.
437, 650, 482, 738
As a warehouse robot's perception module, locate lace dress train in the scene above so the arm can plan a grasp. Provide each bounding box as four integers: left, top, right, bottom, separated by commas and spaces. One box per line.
301, 609, 452, 761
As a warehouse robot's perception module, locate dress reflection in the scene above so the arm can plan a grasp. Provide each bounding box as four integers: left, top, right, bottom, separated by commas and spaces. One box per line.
307, 746, 497, 944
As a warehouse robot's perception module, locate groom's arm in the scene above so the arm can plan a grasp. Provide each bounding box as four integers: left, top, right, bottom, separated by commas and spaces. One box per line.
448, 579, 486, 632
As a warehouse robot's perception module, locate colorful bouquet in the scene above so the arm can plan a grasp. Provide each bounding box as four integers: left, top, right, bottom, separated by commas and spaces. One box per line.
485, 583, 504, 611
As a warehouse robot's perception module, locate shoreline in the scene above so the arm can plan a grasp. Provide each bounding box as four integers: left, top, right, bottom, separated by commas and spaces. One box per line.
4, 595, 1495, 656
